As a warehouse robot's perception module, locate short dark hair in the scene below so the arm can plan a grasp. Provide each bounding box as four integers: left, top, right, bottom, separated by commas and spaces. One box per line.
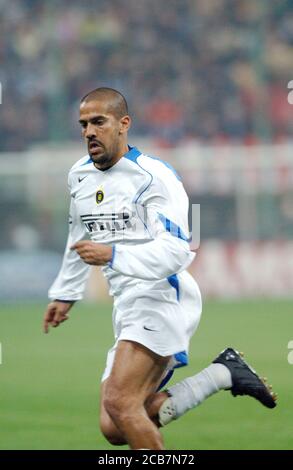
80, 87, 128, 119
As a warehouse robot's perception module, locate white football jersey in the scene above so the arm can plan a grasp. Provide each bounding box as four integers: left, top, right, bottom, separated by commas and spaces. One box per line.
49, 146, 195, 300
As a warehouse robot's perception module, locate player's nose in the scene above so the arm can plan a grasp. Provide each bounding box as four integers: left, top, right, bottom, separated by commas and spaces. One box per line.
85, 122, 97, 139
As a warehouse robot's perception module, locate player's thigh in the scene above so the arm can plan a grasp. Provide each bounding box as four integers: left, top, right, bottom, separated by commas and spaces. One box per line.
105, 340, 170, 405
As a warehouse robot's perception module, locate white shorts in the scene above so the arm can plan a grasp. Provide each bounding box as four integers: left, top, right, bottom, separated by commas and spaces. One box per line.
101, 270, 202, 385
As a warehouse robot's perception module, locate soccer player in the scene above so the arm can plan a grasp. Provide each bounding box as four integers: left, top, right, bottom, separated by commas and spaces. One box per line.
43, 87, 277, 450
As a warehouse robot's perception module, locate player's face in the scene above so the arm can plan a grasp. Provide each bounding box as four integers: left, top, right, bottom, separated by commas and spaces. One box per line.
79, 99, 128, 169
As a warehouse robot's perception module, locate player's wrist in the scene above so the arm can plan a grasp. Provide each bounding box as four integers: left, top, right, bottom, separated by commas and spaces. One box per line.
102, 245, 113, 264
54, 299, 76, 304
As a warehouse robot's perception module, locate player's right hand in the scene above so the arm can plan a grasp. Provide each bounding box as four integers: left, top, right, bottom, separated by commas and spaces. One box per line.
43, 301, 74, 334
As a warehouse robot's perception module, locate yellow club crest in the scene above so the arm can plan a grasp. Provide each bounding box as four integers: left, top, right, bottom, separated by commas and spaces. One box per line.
96, 188, 104, 204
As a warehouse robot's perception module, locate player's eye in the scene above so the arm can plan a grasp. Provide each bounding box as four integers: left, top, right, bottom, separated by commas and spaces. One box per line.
93, 119, 104, 126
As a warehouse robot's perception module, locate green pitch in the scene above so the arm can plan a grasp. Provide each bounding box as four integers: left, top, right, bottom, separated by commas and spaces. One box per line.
0, 300, 292, 450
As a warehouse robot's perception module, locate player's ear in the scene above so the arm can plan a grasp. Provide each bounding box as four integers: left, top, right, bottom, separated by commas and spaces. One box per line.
119, 115, 131, 134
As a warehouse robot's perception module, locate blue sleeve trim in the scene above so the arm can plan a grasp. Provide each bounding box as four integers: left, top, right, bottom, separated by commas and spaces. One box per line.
108, 245, 116, 268
158, 213, 191, 242
167, 274, 180, 301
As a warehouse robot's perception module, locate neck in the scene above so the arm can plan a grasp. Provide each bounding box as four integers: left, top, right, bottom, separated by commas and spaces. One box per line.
94, 143, 129, 171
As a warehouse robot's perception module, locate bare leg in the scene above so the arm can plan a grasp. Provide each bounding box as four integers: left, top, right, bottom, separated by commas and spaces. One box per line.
100, 346, 277, 447
101, 340, 170, 449
100, 381, 168, 445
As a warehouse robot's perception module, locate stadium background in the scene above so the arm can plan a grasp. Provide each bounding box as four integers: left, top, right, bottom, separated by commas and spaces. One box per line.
0, 0, 292, 449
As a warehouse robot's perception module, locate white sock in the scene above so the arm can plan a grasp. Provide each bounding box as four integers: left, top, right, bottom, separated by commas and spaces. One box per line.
158, 363, 232, 426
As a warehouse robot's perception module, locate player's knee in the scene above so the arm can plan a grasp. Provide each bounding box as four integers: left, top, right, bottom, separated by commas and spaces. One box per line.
102, 432, 125, 446
100, 426, 125, 446
104, 389, 137, 423
104, 392, 125, 419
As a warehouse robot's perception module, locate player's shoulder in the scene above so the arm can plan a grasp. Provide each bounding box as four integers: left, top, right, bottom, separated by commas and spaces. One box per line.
125, 146, 181, 182
69, 154, 92, 174
137, 152, 182, 186
67, 154, 92, 186
137, 152, 187, 207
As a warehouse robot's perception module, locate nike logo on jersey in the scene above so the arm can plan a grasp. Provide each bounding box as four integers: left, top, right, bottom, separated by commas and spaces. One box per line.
78, 175, 88, 183
143, 326, 157, 332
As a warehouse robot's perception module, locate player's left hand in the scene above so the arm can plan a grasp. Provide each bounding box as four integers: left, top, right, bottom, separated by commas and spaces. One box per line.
71, 240, 112, 265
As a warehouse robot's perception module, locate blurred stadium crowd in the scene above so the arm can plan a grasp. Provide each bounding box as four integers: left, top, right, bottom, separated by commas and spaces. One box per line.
1, 0, 292, 151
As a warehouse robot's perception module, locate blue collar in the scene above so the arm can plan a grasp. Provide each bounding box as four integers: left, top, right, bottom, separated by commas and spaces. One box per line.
124, 145, 142, 163
83, 145, 141, 168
